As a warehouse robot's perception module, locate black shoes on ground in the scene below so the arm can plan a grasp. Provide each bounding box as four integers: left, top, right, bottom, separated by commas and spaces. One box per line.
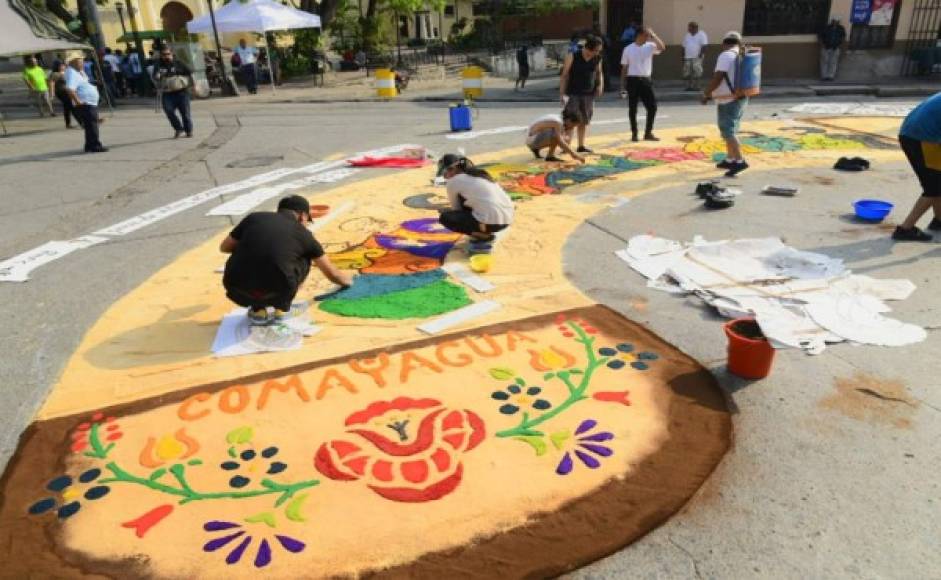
928, 217, 941, 231
529, 147, 542, 159
892, 226, 934, 242
576, 146, 593, 154
644, 133, 659, 141
724, 160, 749, 177
834, 157, 870, 171
84, 146, 108, 153
545, 155, 562, 162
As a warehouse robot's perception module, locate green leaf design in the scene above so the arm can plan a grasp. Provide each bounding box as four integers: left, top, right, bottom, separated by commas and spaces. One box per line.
513, 435, 547, 456
514, 377, 526, 387
227, 446, 237, 458
245, 511, 277, 528
187, 459, 203, 466
543, 372, 555, 380
149, 468, 167, 481
226, 426, 254, 445
569, 369, 584, 375
550, 430, 571, 451
489, 367, 517, 381
284, 493, 310, 522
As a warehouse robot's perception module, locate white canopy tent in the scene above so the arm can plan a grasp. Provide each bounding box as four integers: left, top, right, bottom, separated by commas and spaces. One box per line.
186, 0, 321, 93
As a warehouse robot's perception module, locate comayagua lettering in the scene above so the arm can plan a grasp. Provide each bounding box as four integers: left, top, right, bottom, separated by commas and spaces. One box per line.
176, 330, 541, 420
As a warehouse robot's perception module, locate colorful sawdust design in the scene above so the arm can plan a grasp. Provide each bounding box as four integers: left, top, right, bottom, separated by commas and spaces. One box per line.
0, 307, 731, 578
479, 128, 892, 200
322, 217, 470, 319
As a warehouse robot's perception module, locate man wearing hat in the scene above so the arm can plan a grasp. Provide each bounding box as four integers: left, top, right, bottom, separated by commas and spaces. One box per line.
64, 52, 107, 153
702, 31, 749, 177
220, 195, 352, 325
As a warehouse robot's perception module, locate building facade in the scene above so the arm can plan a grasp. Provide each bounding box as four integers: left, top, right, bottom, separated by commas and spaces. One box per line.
602, 0, 941, 79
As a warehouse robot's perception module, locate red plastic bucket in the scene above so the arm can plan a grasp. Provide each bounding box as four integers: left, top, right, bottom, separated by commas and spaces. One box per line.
724, 318, 775, 379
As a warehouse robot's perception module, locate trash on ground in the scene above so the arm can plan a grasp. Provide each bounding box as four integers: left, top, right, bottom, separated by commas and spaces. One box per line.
762, 185, 799, 197
834, 157, 871, 171
616, 235, 925, 354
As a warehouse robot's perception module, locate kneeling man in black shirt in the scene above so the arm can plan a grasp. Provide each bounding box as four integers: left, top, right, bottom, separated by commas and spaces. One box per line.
221, 195, 352, 324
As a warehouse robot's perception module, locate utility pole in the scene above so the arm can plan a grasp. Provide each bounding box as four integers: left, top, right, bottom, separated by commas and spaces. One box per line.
114, 2, 131, 52
206, 0, 239, 95
83, 0, 105, 51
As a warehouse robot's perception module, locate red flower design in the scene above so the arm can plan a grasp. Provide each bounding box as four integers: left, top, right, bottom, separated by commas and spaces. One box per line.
71, 412, 122, 455
314, 397, 485, 502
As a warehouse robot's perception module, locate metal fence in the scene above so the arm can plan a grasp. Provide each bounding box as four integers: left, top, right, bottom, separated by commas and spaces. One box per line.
901, 0, 941, 76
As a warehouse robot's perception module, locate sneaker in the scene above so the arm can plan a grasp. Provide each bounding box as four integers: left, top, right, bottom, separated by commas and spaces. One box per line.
576, 146, 593, 154
643, 133, 660, 142
716, 158, 733, 169
834, 157, 867, 171
84, 146, 109, 153
695, 181, 720, 198
185, 132, 193, 138
174, 130, 183, 139
273, 308, 294, 322
724, 160, 749, 177
247, 308, 270, 325
529, 147, 542, 159
927, 217, 941, 231
892, 226, 933, 242
631, 133, 639, 142
849, 157, 870, 169
545, 155, 562, 162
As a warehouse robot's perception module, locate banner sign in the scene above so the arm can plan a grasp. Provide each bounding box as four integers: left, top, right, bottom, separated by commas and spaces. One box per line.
851, 0, 872, 24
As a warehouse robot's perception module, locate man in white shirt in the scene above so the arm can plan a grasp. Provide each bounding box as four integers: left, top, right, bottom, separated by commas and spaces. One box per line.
682, 22, 708, 91
234, 39, 259, 94
701, 32, 748, 177
619, 27, 665, 142
525, 111, 584, 162
65, 55, 107, 153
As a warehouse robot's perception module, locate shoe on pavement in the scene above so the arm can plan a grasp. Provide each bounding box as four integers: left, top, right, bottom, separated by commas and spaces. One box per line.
247, 308, 271, 325
185, 132, 193, 138
892, 226, 933, 242
631, 133, 639, 142
644, 133, 660, 141
174, 130, 183, 139
927, 217, 941, 231
576, 146, 594, 154
529, 146, 542, 159
716, 158, 733, 169
85, 146, 109, 153
545, 155, 562, 162
724, 160, 749, 177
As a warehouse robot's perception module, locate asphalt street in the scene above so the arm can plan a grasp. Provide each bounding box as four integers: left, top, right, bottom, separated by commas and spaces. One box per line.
0, 94, 937, 578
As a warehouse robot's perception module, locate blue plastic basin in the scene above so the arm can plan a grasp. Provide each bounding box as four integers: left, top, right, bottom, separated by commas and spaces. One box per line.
853, 199, 894, 221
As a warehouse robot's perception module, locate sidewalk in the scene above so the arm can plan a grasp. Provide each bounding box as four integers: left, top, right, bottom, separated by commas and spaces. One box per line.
1, 68, 937, 114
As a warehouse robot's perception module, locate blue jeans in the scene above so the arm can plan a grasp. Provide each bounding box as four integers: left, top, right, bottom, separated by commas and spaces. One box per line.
241, 63, 257, 93
717, 98, 748, 139
161, 90, 192, 134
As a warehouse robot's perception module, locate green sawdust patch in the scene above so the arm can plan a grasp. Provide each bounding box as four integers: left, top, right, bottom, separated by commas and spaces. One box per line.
319, 279, 471, 319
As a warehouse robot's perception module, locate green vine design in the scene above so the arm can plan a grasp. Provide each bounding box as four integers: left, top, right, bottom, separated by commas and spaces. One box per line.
82, 419, 319, 507
495, 320, 608, 439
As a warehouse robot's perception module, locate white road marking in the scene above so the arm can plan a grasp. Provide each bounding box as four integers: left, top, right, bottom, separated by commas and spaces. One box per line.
206, 168, 359, 217
788, 102, 914, 116
0, 236, 107, 283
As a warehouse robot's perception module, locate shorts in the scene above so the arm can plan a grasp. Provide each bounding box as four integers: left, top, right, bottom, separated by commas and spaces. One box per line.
683, 57, 703, 79
717, 98, 748, 139
517, 64, 530, 79
900, 135, 941, 197
563, 94, 595, 125
526, 128, 557, 150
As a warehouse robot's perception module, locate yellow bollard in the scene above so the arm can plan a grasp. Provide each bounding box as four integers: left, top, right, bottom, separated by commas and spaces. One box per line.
375, 69, 396, 97
462, 66, 484, 99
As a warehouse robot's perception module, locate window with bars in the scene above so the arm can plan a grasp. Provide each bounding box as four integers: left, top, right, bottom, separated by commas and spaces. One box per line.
850, 0, 905, 49
743, 0, 833, 35
444, 5, 455, 17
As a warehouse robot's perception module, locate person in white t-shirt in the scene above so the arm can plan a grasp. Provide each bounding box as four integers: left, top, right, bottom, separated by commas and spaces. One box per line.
619, 27, 665, 141
701, 32, 749, 177
682, 22, 708, 91
233, 39, 259, 94
436, 154, 514, 244
525, 110, 585, 162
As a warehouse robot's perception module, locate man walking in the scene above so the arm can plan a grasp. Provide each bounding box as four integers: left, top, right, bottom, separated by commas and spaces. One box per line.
702, 32, 748, 177
65, 55, 107, 153
153, 48, 195, 138
515, 44, 529, 91
682, 22, 708, 91
620, 27, 665, 142
22, 56, 55, 117
819, 19, 846, 81
234, 39, 259, 94
560, 35, 604, 154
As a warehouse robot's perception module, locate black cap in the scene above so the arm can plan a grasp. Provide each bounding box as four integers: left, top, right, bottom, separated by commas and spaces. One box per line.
437, 153, 462, 177
277, 195, 311, 219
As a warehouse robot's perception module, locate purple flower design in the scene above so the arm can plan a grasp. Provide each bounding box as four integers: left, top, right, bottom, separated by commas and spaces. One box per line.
203, 520, 305, 568
555, 419, 614, 476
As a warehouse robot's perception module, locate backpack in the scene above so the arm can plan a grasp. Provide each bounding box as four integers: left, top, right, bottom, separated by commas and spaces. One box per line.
723, 47, 761, 99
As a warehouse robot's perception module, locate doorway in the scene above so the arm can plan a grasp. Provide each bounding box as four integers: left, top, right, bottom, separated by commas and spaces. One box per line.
160, 1, 193, 37
606, 0, 644, 44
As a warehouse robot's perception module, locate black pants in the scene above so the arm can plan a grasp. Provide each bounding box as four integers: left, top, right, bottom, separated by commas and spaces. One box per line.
56, 94, 80, 128
162, 90, 192, 134
439, 209, 508, 238
626, 76, 657, 136
225, 283, 299, 312
241, 63, 257, 93
74, 104, 102, 151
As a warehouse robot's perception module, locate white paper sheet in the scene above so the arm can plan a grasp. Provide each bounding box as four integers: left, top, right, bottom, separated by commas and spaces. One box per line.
212, 308, 322, 357
417, 300, 501, 335
441, 263, 495, 293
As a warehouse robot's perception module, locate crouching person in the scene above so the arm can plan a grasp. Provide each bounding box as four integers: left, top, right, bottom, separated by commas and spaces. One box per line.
436, 154, 514, 247
221, 195, 352, 325
526, 110, 585, 162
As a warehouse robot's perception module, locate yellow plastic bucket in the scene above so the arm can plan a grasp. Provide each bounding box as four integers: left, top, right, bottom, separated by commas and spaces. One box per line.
375, 68, 396, 98
462, 66, 484, 98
